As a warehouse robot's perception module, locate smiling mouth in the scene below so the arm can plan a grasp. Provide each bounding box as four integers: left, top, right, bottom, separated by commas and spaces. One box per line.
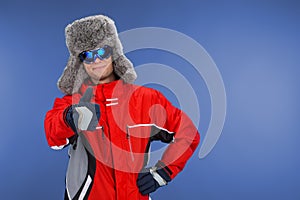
92, 65, 106, 70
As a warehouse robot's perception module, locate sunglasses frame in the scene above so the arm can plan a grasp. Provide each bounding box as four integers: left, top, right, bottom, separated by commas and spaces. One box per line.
79, 45, 113, 64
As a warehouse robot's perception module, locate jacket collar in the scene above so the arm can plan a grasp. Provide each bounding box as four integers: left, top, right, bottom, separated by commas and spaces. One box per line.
79, 78, 128, 102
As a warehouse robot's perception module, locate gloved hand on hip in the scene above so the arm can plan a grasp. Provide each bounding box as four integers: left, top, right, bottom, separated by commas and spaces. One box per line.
137, 163, 172, 195
64, 87, 100, 132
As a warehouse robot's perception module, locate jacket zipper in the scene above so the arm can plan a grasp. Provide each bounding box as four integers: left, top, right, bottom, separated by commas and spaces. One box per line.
126, 125, 135, 161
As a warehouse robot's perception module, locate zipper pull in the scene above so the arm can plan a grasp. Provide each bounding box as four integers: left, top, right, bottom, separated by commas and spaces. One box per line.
102, 126, 105, 140
126, 125, 130, 139
126, 125, 134, 161
96, 126, 105, 140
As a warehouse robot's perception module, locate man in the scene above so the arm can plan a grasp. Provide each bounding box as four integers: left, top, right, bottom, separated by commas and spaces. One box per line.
44, 14, 200, 200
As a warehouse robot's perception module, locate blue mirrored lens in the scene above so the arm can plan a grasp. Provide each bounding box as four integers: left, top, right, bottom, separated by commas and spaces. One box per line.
85, 51, 94, 59
97, 48, 105, 56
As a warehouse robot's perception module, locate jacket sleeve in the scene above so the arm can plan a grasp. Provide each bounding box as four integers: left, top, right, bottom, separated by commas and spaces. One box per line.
152, 90, 200, 180
44, 95, 80, 150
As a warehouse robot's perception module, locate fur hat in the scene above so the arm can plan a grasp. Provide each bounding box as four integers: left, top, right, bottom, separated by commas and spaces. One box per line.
57, 14, 137, 94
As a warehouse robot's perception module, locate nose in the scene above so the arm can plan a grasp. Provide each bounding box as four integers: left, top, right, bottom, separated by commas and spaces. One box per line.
94, 57, 103, 64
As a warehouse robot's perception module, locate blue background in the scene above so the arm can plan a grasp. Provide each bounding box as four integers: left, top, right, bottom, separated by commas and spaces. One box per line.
1, 0, 299, 199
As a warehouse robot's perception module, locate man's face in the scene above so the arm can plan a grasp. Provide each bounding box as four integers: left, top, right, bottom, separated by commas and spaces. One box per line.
83, 56, 115, 84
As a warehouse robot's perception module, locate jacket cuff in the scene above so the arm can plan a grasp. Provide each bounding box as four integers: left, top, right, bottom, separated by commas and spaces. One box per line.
155, 161, 172, 182
63, 105, 78, 134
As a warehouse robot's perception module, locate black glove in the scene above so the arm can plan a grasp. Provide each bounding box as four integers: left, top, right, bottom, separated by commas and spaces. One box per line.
137, 163, 172, 195
64, 87, 100, 133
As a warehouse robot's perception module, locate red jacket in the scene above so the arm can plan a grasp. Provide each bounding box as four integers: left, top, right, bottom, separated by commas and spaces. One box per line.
44, 80, 200, 200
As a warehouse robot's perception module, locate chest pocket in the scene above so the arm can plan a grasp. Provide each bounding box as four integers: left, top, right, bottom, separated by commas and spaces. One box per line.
126, 123, 175, 167
125, 125, 152, 169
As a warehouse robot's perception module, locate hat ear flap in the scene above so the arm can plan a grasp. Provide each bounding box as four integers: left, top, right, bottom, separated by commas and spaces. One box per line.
113, 55, 137, 84
57, 55, 88, 94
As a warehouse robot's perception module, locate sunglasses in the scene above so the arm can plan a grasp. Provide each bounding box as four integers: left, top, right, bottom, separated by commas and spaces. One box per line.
78, 45, 112, 64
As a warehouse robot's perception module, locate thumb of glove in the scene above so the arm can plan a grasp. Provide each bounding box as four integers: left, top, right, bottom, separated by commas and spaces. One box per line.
80, 87, 93, 103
